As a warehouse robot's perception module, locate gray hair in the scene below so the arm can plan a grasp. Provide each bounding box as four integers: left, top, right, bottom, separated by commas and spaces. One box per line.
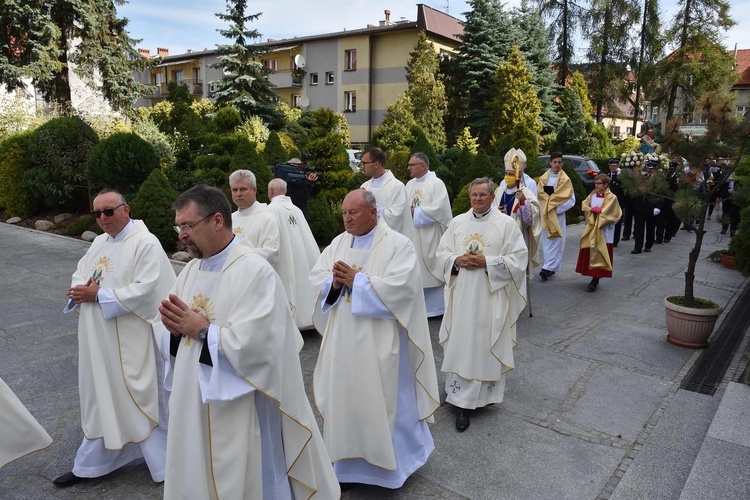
228, 169, 257, 189
410, 152, 430, 168
469, 177, 495, 193
268, 178, 287, 194
360, 189, 377, 209
96, 189, 127, 205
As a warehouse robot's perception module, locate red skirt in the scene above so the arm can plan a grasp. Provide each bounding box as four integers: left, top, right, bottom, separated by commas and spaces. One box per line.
575, 244, 614, 278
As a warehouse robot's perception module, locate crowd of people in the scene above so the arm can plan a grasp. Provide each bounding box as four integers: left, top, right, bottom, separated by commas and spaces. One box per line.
0, 145, 737, 497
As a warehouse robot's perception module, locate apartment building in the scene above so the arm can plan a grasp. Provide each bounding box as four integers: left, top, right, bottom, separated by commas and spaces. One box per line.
133, 4, 462, 144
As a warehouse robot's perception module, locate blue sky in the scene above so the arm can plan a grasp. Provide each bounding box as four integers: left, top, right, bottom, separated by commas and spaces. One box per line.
117, 0, 750, 58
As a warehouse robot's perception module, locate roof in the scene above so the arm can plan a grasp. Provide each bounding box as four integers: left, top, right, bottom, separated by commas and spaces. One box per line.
735, 49, 750, 86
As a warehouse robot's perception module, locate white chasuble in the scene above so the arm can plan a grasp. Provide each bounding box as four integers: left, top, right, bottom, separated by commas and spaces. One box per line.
232, 202, 280, 267
72, 220, 175, 449
311, 223, 439, 480
405, 172, 452, 288
437, 208, 528, 409
0, 377, 52, 468
268, 196, 320, 329
159, 245, 338, 500
361, 170, 416, 241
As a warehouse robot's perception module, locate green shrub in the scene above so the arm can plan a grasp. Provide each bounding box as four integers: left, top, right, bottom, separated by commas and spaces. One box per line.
308, 192, 338, 246
85, 132, 159, 198
563, 161, 586, 223
130, 170, 179, 251
62, 215, 97, 236
729, 205, 750, 276
263, 131, 288, 166
387, 150, 411, 184
193, 167, 228, 188
25, 116, 98, 210
452, 183, 471, 216
229, 138, 273, 203
0, 132, 37, 218
213, 106, 242, 134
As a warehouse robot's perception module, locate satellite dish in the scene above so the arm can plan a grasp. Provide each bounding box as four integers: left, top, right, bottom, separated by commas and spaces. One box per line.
299, 95, 310, 108
294, 54, 306, 68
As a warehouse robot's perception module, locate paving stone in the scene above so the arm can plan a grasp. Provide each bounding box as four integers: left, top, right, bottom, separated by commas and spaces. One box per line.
679, 438, 750, 500
707, 382, 750, 448
610, 443, 695, 500
647, 389, 719, 456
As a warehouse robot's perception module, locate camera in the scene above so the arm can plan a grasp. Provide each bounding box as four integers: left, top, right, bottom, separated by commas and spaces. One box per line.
273, 154, 324, 185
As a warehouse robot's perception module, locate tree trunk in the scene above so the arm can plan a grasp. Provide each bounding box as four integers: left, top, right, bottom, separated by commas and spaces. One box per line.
631, 0, 649, 134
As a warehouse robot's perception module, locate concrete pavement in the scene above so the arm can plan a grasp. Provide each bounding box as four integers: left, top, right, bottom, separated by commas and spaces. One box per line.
0, 215, 747, 499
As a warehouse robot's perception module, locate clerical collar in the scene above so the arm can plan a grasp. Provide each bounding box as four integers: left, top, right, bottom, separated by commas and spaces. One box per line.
238, 202, 263, 215
504, 186, 518, 194
108, 219, 134, 243
472, 205, 493, 219
200, 235, 237, 272
351, 222, 378, 249
416, 171, 433, 182
369, 174, 385, 188
547, 171, 559, 186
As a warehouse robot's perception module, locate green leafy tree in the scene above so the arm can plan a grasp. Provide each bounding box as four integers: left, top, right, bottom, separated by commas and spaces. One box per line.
585, 0, 640, 123
658, 0, 735, 120
130, 117, 176, 170
25, 116, 98, 209
263, 130, 288, 166
211, 0, 282, 126
85, 132, 159, 198
405, 31, 447, 151
163, 82, 206, 140
230, 137, 273, 203
630, 0, 665, 133
130, 169, 179, 252
539, 0, 585, 85
494, 123, 541, 163
386, 150, 413, 184
0, 0, 155, 113
0, 132, 36, 218
370, 94, 417, 154
488, 46, 542, 147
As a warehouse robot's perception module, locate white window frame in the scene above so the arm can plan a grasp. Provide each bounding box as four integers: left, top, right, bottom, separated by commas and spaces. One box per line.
345, 49, 357, 71
736, 105, 750, 118
172, 69, 184, 82
345, 91, 356, 112
263, 59, 278, 71
651, 106, 659, 121
325, 71, 334, 85
310, 73, 318, 85
292, 95, 302, 108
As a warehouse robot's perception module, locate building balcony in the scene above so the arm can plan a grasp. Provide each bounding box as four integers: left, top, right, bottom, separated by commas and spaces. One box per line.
146, 79, 204, 98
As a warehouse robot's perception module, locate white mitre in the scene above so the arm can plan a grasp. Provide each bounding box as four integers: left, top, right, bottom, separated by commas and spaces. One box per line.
503, 148, 527, 172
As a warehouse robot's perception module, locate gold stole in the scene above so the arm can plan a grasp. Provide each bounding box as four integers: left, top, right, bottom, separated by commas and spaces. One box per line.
580, 190, 622, 270
537, 169, 573, 238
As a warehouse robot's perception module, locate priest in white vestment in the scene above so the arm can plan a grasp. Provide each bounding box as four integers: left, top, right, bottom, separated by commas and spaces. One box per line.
267, 178, 321, 330
536, 152, 576, 281
405, 152, 453, 317
310, 189, 440, 489
57, 190, 176, 487
494, 148, 538, 198
0, 376, 52, 469
156, 185, 339, 500
229, 169, 281, 266
359, 147, 416, 241
438, 178, 528, 432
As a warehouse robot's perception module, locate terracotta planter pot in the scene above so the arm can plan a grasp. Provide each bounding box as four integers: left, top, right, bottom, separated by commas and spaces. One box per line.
720, 252, 736, 270
664, 297, 722, 348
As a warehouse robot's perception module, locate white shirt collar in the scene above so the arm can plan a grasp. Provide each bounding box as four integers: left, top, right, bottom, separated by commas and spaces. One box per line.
108, 219, 134, 243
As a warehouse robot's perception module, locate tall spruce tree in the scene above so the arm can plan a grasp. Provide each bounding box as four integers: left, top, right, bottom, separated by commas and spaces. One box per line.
211, 0, 282, 126
557, 87, 595, 154
539, 0, 585, 86
630, 0, 665, 133
0, 0, 154, 113
405, 32, 447, 152
512, 1, 561, 135
658, 0, 735, 120
585, 0, 640, 123
450, 0, 513, 144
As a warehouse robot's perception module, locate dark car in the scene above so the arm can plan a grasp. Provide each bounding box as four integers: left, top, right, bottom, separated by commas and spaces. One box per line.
536, 155, 601, 193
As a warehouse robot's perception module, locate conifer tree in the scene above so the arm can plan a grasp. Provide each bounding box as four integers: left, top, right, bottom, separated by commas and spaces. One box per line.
455, 127, 479, 154
488, 46, 542, 147
0, 0, 154, 113
230, 137, 273, 203
130, 169, 179, 251
405, 32, 447, 152
556, 88, 595, 155
570, 71, 593, 118
453, 147, 476, 193
211, 0, 282, 126
630, 0, 665, 133
539, 0, 585, 86
370, 94, 417, 154
263, 130, 288, 166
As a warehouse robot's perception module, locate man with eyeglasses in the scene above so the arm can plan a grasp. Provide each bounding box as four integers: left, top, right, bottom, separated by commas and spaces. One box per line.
155, 185, 339, 499
360, 147, 416, 240
56, 189, 175, 487
405, 152, 452, 317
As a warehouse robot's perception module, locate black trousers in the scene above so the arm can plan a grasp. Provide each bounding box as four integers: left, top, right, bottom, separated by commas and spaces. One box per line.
621, 202, 634, 239
633, 212, 655, 251
656, 204, 680, 241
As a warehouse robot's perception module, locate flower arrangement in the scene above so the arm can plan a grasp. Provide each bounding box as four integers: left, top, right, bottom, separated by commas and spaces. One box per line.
644, 152, 671, 170
620, 150, 644, 168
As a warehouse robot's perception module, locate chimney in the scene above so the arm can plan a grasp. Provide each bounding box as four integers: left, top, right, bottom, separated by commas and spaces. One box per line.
138, 48, 150, 57
157, 47, 169, 57
267, 38, 276, 42
367, 24, 375, 28
385, 9, 391, 22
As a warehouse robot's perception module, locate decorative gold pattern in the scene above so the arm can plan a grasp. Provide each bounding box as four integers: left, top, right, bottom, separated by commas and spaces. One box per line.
461, 232, 489, 255
411, 190, 423, 207
90, 256, 114, 285
343, 264, 364, 302
233, 227, 246, 234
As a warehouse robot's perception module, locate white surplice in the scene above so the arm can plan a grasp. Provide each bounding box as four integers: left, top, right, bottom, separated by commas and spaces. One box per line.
437, 207, 528, 409
232, 201, 280, 267
156, 239, 338, 500
539, 171, 576, 272
361, 170, 417, 241
405, 171, 452, 316
494, 185, 544, 270
311, 222, 439, 488
267, 195, 321, 329
64, 219, 175, 480
0, 377, 52, 468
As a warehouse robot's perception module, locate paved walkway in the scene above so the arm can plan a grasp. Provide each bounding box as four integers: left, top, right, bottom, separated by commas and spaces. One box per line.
0, 217, 747, 499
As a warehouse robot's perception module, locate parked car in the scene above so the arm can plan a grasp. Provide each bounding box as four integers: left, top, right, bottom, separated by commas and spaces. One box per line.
536, 155, 601, 193
346, 149, 363, 171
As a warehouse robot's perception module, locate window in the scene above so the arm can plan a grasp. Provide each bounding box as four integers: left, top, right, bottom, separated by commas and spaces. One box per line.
651, 106, 659, 121
345, 49, 357, 71
263, 59, 278, 71
152, 72, 164, 85
172, 69, 184, 82
737, 106, 750, 118
325, 71, 334, 85
345, 91, 356, 112
310, 73, 319, 85
193, 68, 201, 83
208, 81, 220, 94
682, 108, 694, 124
626, 127, 633, 136
292, 95, 302, 108
612, 126, 620, 138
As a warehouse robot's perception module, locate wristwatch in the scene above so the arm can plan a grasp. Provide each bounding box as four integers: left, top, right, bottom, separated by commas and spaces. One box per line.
197, 325, 209, 342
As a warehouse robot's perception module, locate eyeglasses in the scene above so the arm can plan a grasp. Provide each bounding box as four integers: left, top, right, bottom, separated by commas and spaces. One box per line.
90, 203, 125, 219
174, 213, 214, 234
407, 162, 423, 167
360, 160, 377, 166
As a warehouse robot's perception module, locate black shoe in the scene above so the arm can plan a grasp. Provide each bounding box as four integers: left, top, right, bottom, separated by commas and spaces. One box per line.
721, 229, 727, 234
613, 243, 618, 247
655, 240, 662, 244
53, 472, 85, 487
631, 250, 642, 254
586, 279, 598, 292
456, 408, 470, 432
644, 247, 651, 253
339, 483, 356, 492
664, 238, 671, 243
622, 236, 630, 241
539, 269, 550, 281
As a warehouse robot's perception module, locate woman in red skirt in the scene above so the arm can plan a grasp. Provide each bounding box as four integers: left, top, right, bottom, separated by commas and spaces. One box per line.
576, 174, 623, 291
